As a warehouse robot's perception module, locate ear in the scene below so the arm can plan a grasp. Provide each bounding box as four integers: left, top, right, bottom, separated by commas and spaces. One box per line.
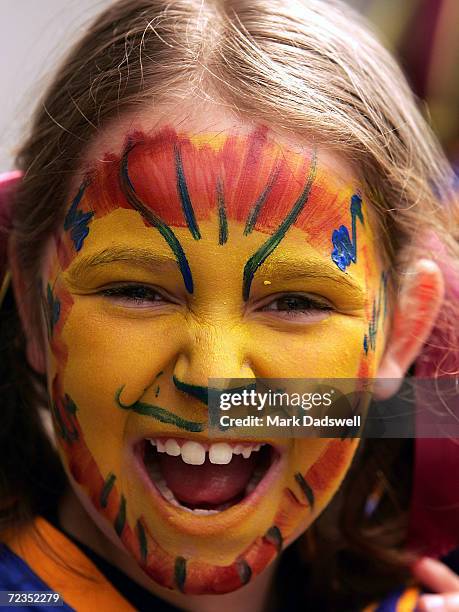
374, 260, 444, 400
8, 239, 47, 374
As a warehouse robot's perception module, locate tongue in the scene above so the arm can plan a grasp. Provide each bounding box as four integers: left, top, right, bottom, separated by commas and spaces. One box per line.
158, 454, 256, 506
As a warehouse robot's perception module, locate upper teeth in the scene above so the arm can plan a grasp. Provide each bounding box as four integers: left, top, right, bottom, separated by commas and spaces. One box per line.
150, 439, 263, 465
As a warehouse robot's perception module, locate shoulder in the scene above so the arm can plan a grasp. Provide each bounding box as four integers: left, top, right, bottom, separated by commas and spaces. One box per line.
0, 517, 134, 611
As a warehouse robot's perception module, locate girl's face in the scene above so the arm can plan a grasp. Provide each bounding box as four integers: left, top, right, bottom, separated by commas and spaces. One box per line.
42, 112, 387, 594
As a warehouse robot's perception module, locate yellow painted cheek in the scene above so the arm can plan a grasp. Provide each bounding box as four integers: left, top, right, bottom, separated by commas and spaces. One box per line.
247, 316, 366, 379
59, 298, 186, 475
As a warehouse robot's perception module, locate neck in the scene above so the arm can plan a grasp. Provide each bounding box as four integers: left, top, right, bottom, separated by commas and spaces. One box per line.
58, 487, 277, 612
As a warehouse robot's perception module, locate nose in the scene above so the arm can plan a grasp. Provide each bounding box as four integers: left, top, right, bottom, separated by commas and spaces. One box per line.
172, 323, 255, 404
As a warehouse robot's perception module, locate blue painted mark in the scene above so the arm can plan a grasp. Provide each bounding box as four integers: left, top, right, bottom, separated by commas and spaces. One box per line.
363, 334, 369, 355
363, 272, 388, 354
46, 284, 60, 336
63, 179, 94, 251
331, 194, 364, 272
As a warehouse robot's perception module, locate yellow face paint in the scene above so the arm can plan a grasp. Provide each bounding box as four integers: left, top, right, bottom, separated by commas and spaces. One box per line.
43, 126, 387, 594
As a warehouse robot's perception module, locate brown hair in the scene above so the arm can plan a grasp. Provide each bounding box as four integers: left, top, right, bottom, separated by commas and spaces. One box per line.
2, 0, 458, 608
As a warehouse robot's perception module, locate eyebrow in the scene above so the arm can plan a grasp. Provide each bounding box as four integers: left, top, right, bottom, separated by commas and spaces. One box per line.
66, 247, 180, 278
259, 258, 365, 294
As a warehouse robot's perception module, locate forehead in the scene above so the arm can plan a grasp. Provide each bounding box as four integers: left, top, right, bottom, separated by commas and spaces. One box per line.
70, 125, 366, 244
50, 120, 385, 296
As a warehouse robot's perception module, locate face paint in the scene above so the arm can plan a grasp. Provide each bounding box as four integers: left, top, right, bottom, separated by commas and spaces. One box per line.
43, 126, 387, 594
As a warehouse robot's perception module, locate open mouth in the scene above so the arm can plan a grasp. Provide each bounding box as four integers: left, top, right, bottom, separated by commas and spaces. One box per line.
139, 438, 278, 515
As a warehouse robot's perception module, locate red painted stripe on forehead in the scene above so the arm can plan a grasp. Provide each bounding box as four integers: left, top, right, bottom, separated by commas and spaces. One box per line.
85, 153, 132, 216
80, 127, 347, 239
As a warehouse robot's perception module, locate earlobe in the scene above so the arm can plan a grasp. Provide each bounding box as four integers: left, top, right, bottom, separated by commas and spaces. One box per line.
374, 260, 444, 400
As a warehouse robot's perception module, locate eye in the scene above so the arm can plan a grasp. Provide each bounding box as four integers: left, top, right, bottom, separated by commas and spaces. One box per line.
99, 284, 170, 308
257, 293, 333, 322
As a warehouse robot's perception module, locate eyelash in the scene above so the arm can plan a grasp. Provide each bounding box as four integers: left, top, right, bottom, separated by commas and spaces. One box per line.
100, 284, 167, 306
258, 294, 333, 319
99, 284, 333, 319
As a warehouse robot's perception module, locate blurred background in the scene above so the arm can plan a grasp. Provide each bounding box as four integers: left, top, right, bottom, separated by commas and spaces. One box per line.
0, 0, 111, 170
348, 0, 459, 171
1, 0, 458, 171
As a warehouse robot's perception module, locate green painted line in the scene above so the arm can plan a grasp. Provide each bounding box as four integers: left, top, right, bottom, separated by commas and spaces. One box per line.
236, 560, 252, 585
294, 473, 315, 508
173, 376, 258, 407
174, 144, 201, 240
52, 395, 79, 443
120, 145, 194, 293
216, 179, 228, 245
243, 165, 281, 235
242, 151, 317, 300
114, 495, 126, 536
175, 556, 187, 592
100, 472, 116, 508
264, 525, 283, 552
173, 375, 208, 405
136, 519, 148, 563
115, 387, 204, 433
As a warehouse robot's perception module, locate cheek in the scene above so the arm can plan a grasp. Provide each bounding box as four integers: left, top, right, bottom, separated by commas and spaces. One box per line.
51, 297, 185, 471
61, 299, 181, 397
247, 315, 367, 378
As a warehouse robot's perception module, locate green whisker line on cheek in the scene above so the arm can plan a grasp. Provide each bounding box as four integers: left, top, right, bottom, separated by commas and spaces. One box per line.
136, 519, 148, 563
119, 143, 194, 294
115, 387, 205, 433
114, 494, 126, 537
294, 472, 315, 509
264, 525, 283, 553
236, 560, 252, 585
175, 556, 187, 592
242, 150, 318, 300
100, 472, 116, 508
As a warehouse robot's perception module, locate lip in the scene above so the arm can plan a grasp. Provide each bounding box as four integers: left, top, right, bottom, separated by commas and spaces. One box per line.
130, 434, 288, 536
